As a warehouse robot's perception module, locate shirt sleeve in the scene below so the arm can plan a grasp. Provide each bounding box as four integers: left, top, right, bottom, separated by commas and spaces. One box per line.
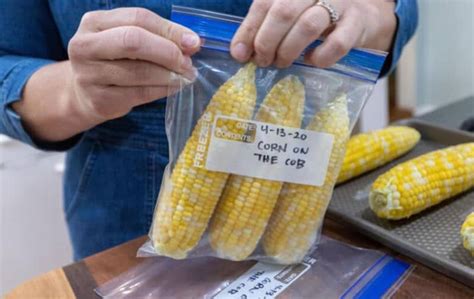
0, 1, 80, 151
380, 0, 419, 76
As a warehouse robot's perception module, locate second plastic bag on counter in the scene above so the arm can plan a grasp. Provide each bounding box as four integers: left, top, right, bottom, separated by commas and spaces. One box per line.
138, 6, 388, 264
99, 236, 412, 298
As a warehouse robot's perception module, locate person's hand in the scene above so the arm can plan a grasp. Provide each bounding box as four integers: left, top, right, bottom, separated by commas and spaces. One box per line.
231, 0, 396, 68
68, 7, 201, 123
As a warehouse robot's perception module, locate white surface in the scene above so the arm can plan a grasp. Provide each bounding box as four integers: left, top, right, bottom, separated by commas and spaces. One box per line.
0, 135, 13, 145
0, 136, 72, 295
358, 78, 389, 132
396, 37, 418, 111
206, 116, 334, 186
416, 0, 474, 110
397, 0, 474, 112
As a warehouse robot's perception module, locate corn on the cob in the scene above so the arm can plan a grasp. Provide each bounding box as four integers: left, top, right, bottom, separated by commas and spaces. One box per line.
151, 63, 257, 258
369, 143, 474, 220
208, 76, 305, 261
461, 212, 474, 256
262, 95, 350, 264
337, 126, 421, 184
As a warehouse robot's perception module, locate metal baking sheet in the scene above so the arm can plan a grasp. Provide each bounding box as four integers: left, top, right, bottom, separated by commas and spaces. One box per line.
327, 119, 474, 286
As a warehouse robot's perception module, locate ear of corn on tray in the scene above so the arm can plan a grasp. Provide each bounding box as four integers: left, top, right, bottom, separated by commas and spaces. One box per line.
327, 119, 474, 286
461, 212, 474, 256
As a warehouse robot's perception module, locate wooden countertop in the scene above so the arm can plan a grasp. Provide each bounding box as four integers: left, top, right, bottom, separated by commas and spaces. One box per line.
5, 218, 473, 299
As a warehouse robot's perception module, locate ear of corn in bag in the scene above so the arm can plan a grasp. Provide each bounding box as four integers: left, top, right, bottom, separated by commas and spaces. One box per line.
461, 212, 474, 256
151, 63, 257, 259
369, 143, 474, 220
262, 94, 350, 264
208, 76, 305, 261
337, 126, 421, 184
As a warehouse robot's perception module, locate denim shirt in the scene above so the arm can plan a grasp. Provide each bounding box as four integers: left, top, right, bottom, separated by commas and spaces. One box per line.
0, 0, 418, 260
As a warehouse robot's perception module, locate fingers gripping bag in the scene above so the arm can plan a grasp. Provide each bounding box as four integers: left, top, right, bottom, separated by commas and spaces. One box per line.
138, 5, 388, 264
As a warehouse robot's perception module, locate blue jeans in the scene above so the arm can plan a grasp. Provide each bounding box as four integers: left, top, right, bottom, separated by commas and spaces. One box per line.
63, 101, 169, 260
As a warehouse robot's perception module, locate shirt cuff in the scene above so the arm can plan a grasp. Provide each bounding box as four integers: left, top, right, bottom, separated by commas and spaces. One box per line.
380, 0, 419, 77
0, 55, 82, 151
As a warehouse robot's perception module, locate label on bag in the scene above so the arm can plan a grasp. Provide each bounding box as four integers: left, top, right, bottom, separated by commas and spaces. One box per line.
212, 256, 317, 299
205, 116, 334, 186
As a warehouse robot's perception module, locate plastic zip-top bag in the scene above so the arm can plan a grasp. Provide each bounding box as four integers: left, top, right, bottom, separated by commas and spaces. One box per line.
138, 5, 388, 264
98, 237, 413, 298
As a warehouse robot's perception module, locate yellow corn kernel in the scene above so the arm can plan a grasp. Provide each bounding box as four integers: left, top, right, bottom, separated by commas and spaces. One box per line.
151, 63, 257, 259
369, 143, 474, 220
337, 126, 421, 184
209, 76, 305, 261
262, 94, 350, 264
461, 212, 474, 256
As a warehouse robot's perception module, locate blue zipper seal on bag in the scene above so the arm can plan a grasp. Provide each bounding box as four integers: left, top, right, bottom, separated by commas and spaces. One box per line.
171, 5, 387, 83
353, 258, 411, 298
340, 254, 413, 299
